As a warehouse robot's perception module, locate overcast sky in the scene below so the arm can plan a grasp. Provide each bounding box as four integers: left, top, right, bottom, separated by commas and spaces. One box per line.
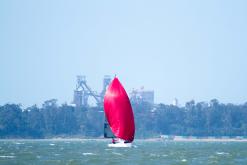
1, 0, 247, 107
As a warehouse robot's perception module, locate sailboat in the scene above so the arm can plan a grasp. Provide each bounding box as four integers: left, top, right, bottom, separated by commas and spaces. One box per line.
103, 77, 135, 147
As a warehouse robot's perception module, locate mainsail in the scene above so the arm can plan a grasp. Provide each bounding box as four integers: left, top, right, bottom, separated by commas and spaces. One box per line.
104, 77, 135, 142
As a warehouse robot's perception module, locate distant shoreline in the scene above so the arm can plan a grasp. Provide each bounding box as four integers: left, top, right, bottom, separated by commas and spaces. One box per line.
145, 138, 247, 142
146, 136, 247, 142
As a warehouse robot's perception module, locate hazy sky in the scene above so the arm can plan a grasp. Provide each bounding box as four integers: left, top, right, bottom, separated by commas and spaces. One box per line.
1, 0, 247, 107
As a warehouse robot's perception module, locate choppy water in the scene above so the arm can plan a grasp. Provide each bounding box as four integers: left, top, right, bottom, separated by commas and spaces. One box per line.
0, 139, 246, 165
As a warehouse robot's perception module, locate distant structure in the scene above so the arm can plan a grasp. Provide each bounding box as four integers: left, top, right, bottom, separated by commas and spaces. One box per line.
73, 75, 111, 107
130, 87, 154, 105
73, 76, 155, 107
172, 98, 179, 106
101, 75, 111, 97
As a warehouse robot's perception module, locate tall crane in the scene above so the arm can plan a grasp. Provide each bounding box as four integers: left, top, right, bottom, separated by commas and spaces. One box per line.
73, 75, 111, 107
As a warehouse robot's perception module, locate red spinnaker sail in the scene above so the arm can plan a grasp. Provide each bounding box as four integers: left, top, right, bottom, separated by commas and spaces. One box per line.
104, 77, 135, 142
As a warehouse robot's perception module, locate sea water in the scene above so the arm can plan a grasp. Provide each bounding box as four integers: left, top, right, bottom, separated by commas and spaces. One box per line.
0, 139, 246, 165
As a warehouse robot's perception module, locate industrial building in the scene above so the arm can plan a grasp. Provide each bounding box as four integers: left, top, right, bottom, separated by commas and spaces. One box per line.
73, 76, 155, 107
73, 75, 111, 107
130, 87, 154, 105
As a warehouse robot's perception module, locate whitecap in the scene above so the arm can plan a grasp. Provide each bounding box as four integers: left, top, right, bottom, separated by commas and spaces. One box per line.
0, 156, 15, 158
112, 152, 123, 156
150, 153, 161, 157
82, 153, 96, 156
216, 152, 229, 155
49, 143, 55, 146
150, 153, 157, 157
105, 148, 112, 151
181, 159, 187, 162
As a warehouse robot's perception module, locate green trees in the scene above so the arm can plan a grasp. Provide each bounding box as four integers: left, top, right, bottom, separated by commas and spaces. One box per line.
23, 105, 45, 138
0, 104, 25, 137
133, 100, 247, 138
0, 99, 246, 138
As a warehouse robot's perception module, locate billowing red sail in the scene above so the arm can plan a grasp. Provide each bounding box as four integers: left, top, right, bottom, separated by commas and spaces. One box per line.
104, 77, 135, 142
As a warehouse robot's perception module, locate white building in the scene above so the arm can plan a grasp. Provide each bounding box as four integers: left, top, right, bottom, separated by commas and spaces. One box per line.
130, 87, 154, 104
172, 98, 179, 106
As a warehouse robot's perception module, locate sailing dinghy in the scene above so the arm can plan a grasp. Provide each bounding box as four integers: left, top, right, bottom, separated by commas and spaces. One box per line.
103, 77, 135, 147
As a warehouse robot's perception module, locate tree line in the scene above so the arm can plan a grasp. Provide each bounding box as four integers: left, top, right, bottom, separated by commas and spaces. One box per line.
0, 99, 247, 138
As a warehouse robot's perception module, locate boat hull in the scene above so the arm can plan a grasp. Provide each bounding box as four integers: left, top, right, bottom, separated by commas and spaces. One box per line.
108, 143, 132, 148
